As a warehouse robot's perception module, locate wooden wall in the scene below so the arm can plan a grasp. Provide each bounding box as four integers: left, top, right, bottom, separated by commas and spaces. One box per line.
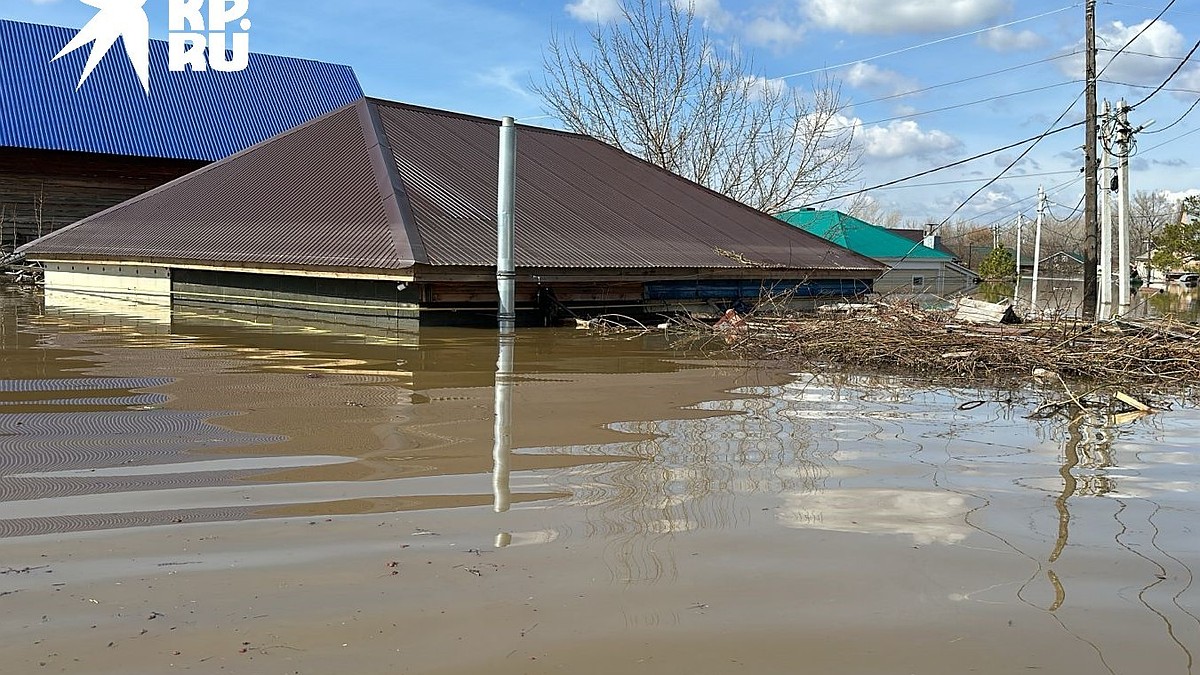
0, 148, 204, 250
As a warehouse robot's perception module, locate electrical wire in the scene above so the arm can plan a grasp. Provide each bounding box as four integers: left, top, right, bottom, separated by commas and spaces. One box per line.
1141, 95, 1200, 134
1138, 123, 1200, 154
868, 170, 1079, 192
800, 121, 1086, 209
1129, 39, 1200, 109
1104, 2, 1200, 17
1097, 0, 1178, 79
850, 52, 1083, 107
827, 81, 1083, 133
1097, 79, 1200, 95
774, 5, 1079, 81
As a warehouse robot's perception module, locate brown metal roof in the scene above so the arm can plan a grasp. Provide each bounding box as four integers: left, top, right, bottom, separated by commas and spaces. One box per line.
21, 98, 883, 274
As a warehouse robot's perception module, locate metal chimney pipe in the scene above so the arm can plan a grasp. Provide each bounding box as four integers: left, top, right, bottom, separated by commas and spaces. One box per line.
497, 116, 517, 335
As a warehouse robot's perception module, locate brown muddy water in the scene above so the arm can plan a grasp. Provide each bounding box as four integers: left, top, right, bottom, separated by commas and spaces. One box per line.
1, 288, 1198, 675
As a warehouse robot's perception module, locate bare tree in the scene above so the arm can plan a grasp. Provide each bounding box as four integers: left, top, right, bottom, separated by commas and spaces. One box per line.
842, 193, 906, 228
534, 0, 859, 214
1129, 189, 1176, 256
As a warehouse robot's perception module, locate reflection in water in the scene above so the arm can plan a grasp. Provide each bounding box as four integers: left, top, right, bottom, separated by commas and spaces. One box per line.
493, 335, 513, 515
4, 289, 1200, 671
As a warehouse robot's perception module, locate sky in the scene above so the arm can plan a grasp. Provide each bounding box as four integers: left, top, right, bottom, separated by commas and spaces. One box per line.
7, 0, 1200, 235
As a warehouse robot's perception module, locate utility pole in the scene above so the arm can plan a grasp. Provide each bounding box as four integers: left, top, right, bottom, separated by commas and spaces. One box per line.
1033, 186, 1046, 314
1116, 99, 1133, 313
1082, 0, 1099, 320
1099, 99, 1112, 318
1015, 212, 1024, 305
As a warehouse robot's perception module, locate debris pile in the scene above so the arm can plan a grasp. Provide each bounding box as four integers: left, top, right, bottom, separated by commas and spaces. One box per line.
681, 299, 1200, 397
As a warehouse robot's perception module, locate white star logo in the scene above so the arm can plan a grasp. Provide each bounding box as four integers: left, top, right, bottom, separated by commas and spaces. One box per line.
53, 0, 151, 94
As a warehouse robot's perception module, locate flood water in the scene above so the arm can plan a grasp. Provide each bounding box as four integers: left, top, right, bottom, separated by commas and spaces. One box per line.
975, 277, 1200, 322
2, 287, 1199, 674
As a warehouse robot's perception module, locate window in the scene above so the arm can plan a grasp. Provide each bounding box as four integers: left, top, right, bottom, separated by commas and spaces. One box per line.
912, 276, 924, 288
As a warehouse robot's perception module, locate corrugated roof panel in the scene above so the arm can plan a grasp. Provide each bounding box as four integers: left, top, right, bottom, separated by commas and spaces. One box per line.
0, 19, 363, 161
22, 103, 406, 270
21, 98, 885, 276
778, 210, 951, 260
377, 100, 880, 270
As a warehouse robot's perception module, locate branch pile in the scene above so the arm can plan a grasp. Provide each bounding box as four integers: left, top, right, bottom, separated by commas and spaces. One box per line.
695, 302, 1200, 396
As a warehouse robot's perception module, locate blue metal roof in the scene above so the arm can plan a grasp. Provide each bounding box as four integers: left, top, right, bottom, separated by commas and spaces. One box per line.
0, 19, 364, 161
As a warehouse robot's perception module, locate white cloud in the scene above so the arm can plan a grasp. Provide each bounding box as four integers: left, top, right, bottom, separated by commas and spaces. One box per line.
936, 184, 1018, 217
474, 65, 534, 100
743, 15, 805, 49
743, 74, 789, 99
978, 27, 1045, 52
1160, 189, 1200, 203
1176, 66, 1200, 96
804, 0, 1010, 35
858, 119, 961, 159
565, 0, 623, 23
1060, 19, 1186, 85
843, 62, 917, 96
678, 0, 734, 31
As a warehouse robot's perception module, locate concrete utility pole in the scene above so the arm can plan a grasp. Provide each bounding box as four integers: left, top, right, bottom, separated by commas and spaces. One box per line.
1015, 212, 1024, 304
1082, 0, 1099, 320
1099, 99, 1113, 317
1032, 186, 1046, 314
1116, 99, 1133, 314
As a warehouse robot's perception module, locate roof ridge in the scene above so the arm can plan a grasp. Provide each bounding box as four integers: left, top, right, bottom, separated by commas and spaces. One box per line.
358, 100, 427, 265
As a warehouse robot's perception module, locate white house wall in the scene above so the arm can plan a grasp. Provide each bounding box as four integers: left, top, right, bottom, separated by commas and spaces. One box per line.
872, 259, 977, 296
44, 262, 171, 297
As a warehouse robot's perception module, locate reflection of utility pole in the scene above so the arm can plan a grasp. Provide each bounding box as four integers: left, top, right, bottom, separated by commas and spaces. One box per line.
493, 335, 514, 514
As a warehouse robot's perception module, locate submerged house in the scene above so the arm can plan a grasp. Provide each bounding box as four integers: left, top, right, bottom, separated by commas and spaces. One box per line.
776, 209, 979, 296
1038, 251, 1086, 280
19, 98, 884, 327
0, 19, 363, 251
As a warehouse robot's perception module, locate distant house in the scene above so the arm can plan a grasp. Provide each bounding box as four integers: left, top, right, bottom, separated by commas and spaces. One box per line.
1, 19, 363, 251
887, 227, 959, 260
1038, 251, 1085, 279
776, 210, 979, 296
19, 99, 884, 327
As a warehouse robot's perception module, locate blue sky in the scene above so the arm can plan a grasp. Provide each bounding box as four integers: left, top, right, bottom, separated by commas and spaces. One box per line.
8, 0, 1200, 231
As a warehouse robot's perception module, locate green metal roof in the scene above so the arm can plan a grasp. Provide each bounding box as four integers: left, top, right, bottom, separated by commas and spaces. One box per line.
777, 210, 952, 261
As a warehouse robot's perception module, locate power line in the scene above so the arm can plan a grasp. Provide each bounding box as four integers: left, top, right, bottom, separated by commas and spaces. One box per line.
870, 170, 1078, 192
800, 120, 1086, 209
832, 81, 1082, 132
1142, 95, 1200, 134
1138, 122, 1200, 154
1098, 48, 1187, 60
1097, 0, 1178, 79
1098, 79, 1200, 95
850, 52, 1082, 107
775, 5, 1079, 81
1104, 2, 1200, 17
1129, 39, 1200, 108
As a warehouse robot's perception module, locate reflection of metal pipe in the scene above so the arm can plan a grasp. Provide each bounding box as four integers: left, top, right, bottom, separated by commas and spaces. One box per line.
492, 335, 514, 513
497, 117, 517, 335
